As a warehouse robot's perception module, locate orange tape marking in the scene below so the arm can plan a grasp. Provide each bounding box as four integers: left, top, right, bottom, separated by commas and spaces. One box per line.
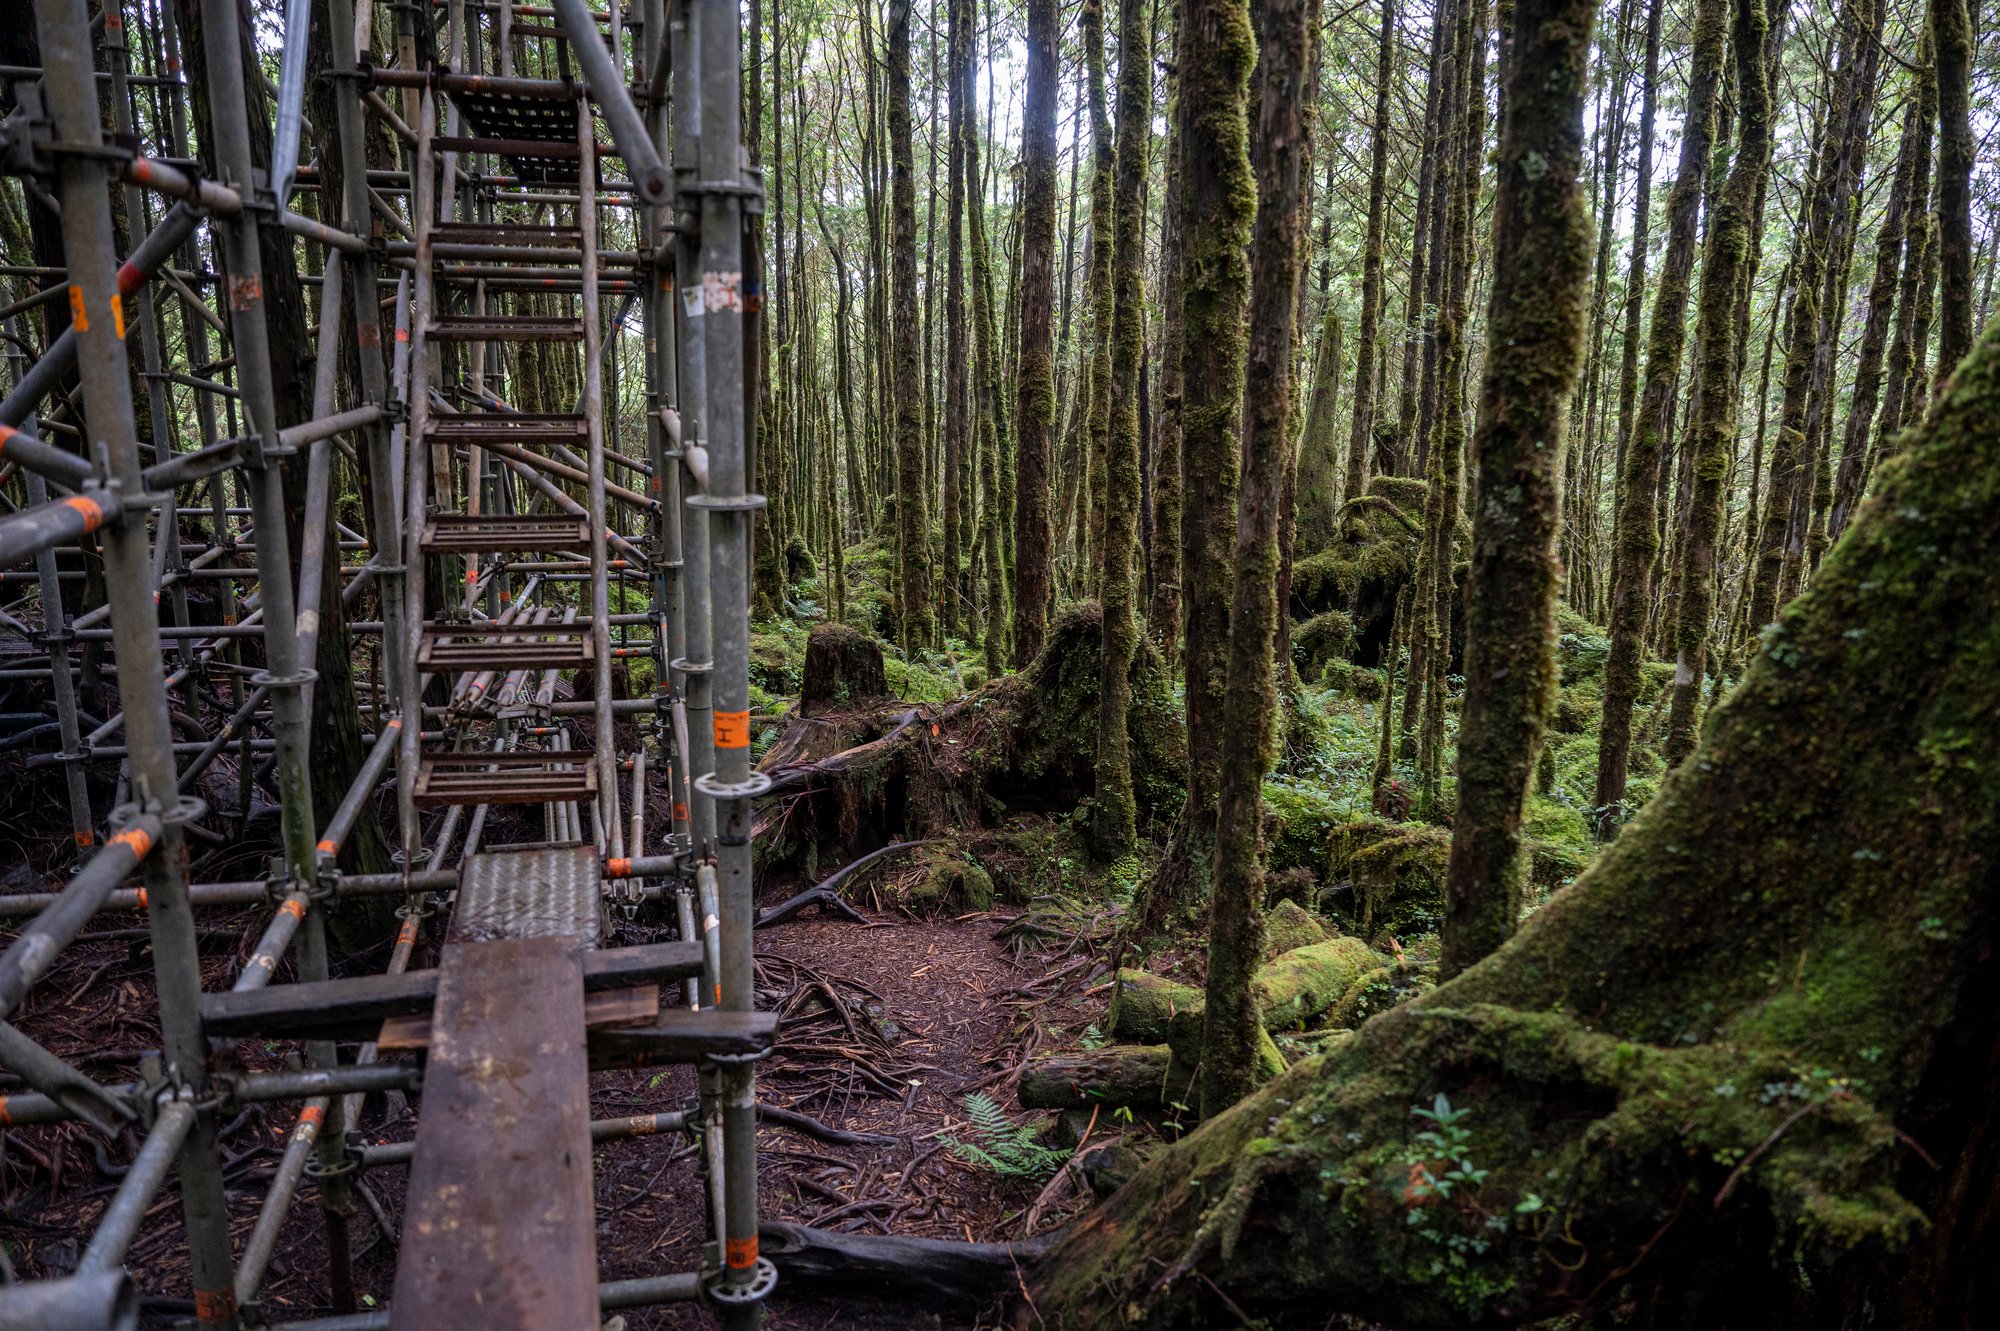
316, 838, 337, 854
299, 1104, 325, 1129
193, 1286, 237, 1324
606, 857, 631, 878
280, 897, 307, 921
713, 709, 750, 750
135, 887, 148, 910
725, 1235, 758, 1269
61, 495, 106, 533
0, 1096, 11, 1126
68, 286, 89, 332
109, 825, 154, 858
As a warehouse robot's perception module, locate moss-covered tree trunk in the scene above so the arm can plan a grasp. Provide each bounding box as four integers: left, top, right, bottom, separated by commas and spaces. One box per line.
1828, 67, 1926, 542
1012, 0, 1059, 667
1870, 25, 1936, 475
1439, 0, 1595, 980
1032, 315, 2000, 1331
965, 34, 1012, 671
940, 0, 970, 639
1148, 34, 1185, 663
1343, 0, 1396, 509
1929, 0, 1974, 383
1661, 0, 1770, 800
1293, 302, 1344, 552
1590, 0, 1727, 834
1134, 0, 1254, 925
1079, 0, 1116, 595
886, 0, 933, 653
1090, 0, 1151, 862
1200, 0, 1308, 1120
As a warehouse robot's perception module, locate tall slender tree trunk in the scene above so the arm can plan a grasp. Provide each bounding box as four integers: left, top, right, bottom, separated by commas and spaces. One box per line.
1013, 0, 1059, 667
1591, 0, 1728, 834
1439, 0, 1596, 979
1201, 0, 1307, 1119
1661, 0, 1773, 774
887, 0, 934, 651
1829, 62, 1926, 541
1148, 33, 1186, 662
1092, 0, 1153, 861
1930, 0, 1974, 383
1871, 25, 1937, 477
1343, 0, 1397, 508
1080, 0, 1116, 593
1140, 0, 1255, 926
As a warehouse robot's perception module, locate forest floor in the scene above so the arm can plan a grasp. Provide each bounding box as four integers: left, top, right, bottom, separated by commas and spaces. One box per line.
0, 876, 1116, 1330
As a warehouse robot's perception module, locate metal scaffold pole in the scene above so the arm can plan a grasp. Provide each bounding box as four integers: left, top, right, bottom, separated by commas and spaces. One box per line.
25, 0, 238, 1321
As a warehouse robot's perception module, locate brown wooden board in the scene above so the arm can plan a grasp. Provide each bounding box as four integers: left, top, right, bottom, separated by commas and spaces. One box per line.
389, 936, 598, 1331
200, 941, 700, 1041
377, 983, 657, 1051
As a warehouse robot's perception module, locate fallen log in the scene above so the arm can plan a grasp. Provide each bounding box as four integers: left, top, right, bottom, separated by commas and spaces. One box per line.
760, 1221, 1058, 1304
1018, 1044, 1174, 1110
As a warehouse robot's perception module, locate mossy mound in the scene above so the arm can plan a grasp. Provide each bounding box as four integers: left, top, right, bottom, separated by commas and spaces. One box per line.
1326, 817, 1451, 937
1293, 610, 1357, 679
982, 602, 1187, 824
801, 622, 888, 714
1263, 899, 1328, 958
748, 620, 808, 697
1319, 658, 1387, 701
893, 842, 995, 914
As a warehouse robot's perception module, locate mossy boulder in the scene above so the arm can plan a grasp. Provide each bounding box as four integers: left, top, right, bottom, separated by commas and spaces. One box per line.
898, 843, 995, 913
1263, 899, 1328, 959
1319, 658, 1387, 701
1252, 937, 1389, 1031
800, 622, 889, 714
1293, 610, 1357, 679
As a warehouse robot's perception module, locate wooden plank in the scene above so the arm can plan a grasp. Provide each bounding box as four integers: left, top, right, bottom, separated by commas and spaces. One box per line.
200, 941, 701, 1041
588, 1009, 779, 1068
377, 983, 658, 1051
390, 936, 598, 1331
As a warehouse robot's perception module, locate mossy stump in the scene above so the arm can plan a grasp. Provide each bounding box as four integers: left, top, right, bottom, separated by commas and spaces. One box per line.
801, 623, 889, 715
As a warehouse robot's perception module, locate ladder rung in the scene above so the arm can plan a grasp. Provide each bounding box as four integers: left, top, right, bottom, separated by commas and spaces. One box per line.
418, 620, 593, 672
425, 413, 588, 445
427, 315, 584, 342
421, 514, 591, 555
414, 751, 598, 808
432, 222, 582, 248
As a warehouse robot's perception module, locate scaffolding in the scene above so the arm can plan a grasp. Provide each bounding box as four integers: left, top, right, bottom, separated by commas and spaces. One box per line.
0, 0, 772, 1326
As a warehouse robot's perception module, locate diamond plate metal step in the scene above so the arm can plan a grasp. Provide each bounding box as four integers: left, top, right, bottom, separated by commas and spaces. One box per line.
417, 619, 594, 672
421, 514, 592, 556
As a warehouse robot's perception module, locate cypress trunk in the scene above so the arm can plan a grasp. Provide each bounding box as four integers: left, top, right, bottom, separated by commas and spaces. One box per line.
1343, 0, 1397, 508
1439, 0, 1596, 979
1012, 0, 1059, 667
1591, 0, 1728, 834
1091, 0, 1153, 862
1930, 0, 1975, 382
886, 0, 935, 652
1201, 0, 1308, 1119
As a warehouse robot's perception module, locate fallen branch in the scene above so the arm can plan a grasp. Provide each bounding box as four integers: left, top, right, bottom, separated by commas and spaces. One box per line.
756, 841, 930, 928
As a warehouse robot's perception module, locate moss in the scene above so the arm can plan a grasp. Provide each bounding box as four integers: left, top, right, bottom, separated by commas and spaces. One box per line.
801, 622, 889, 713
1319, 658, 1387, 701
1263, 898, 1328, 959
1262, 778, 1342, 881
1252, 936, 1387, 1030
1293, 610, 1357, 679
1326, 817, 1450, 937
897, 842, 996, 913
748, 620, 809, 697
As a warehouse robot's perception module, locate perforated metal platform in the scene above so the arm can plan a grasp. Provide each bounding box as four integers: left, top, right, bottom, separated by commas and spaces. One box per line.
449, 843, 603, 946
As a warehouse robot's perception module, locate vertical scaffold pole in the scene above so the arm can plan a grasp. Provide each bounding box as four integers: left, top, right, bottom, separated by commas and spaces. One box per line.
690, 0, 771, 1322
28, 0, 238, 1322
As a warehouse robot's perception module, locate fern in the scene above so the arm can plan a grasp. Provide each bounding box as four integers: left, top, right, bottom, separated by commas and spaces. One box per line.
946, 1092, 1071, 1180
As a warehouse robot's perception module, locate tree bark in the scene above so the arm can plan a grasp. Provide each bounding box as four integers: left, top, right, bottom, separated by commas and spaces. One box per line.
1343, 0, 1397, 509
1440, 0, 1596, 980
1201, 0, 1308, 1118
1929, 0, 1975, 383
886, 0, 934, 652
1012, 0, 1059, 668
1091, 0, 1152, 862
1591, 0, 1728, 833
